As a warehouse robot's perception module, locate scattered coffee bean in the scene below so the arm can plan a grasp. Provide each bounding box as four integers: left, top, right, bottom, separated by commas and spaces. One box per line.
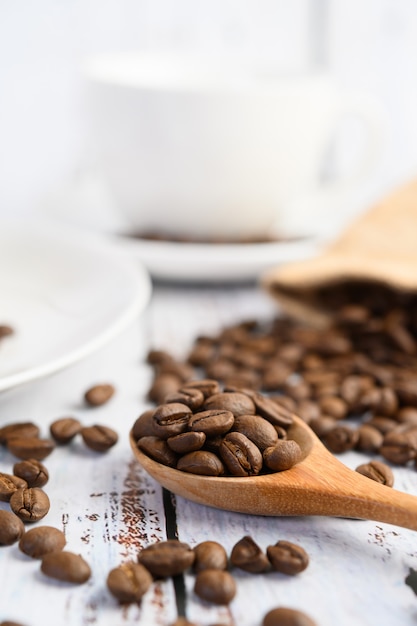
177, 451, 224, 476
107, 561, 153, 603
263, 440, 302, 472
266, 540, 309, 575
0, 472, 27, 502
10, 487, 50, 522
84, 383, 115, 407
321, 425, 359, 453
0, 510, 25, 546
355, 424, 384, 453
355, 460, 394, 487
194, 569, 236, 605
138, 540, 195, 577
19, 526, 66, 558
6, 437, 55, 461
41, 550, 91, 583
80, 425, 118, 452
13, 459, 49, 488
0, 422, 40, 445
230, 536, 271, 573
193, 541, 228, 572
50, 417, 81, 444
263, 607, 317, 626
380, 430, 417, 465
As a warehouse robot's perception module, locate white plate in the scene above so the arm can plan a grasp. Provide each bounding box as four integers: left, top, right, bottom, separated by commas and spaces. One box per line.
0, 219, 151, 392
113, 233, 324, 283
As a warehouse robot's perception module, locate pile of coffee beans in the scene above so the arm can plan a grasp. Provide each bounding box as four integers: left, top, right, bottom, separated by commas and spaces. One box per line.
144, 287, 417, 471
107, 535, 311, 620
133, 383, 303, 477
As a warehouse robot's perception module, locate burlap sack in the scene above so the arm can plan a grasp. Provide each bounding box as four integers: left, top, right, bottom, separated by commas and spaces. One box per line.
262, 178, 417, 326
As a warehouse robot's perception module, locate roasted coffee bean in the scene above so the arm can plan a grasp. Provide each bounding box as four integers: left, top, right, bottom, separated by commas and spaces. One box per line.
19, 526, 66, 558
0, 510, 25, 545
187, 340, 217, 366
203, 392, 256, 417
137, 436, 178, 467
232, 414, 278, 451
251, 391, 294, 427
181, 379, 221, 399
219, 432, 262, 476
148, 373, 182, 404
355, 460, 394, 487
13, 459, 49, 488
50, 417, 81, 444
107, 561, 152, 603
0, 422, 40, 445
80, 425, 118, 452
6, 436, 55, 461
263, 607, 317, 626
188, 409, 234, 437
355, 424, 384, 453
10, 487, 50, 522
397, 407, 417, 425
41, 550, 91, 583
193, 541, 228, 572
170, 619, 197, 626
147, 349, 174, 365
132, 409, 157, 439
194, 569, 236, 605
321, 425, 359, 453
164, 387, 205, 411
0, 324, 14, 338
339, 375, 373, 408
84, 383, 115, 406
0, 622, 28, 626
177, 451, 224, 476
295, 400, 320, 424
366, 416, 398, 434
282, 379, 311, 401
230, 536, 271, 573
138, 540, 195, 577
0, 473, 27, 502
266, 540, 309, 575
318, 396, 348, 420
152, 403, 192, 439
263, 440, 302, 472
167, 431, 206, 454
380, 430, 417, 465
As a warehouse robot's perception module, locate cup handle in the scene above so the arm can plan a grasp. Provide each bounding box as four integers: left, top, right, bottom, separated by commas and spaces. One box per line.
323, 90, 388, 191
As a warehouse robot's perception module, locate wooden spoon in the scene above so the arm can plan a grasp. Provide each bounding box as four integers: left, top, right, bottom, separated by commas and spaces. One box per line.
130, 415, 417, 530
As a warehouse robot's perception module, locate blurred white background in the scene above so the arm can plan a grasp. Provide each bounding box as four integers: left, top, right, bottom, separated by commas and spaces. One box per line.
1, 0, 417, 235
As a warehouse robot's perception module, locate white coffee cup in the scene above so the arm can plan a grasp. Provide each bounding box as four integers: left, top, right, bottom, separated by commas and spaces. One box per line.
83, 53, 386, 239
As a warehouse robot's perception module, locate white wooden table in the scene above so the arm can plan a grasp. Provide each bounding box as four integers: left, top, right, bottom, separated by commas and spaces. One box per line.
1, 282, 417, 626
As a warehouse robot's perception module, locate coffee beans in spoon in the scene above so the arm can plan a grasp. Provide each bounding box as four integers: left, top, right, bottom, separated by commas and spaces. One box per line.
133, 386, 301, 477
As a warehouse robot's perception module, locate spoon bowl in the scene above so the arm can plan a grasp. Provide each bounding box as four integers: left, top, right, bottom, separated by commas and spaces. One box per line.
130, 415, 417, 530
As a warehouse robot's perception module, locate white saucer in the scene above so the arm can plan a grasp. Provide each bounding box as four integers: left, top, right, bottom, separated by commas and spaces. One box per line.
0, 219, 151, 392
114, 233, 323, 283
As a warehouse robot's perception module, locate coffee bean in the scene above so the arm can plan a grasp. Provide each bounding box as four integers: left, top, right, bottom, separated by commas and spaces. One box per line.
13, 459, 49, 488
380, 430, 417, 465
164, 387, 205, 411
355, 460, 394, 487
167, 431, 206, 454
148, 373, 182, 404
194, 569, 236, 605
0, 473, 27, 502
232, 414, 278, 451
152, 403, 192, 439
80, 425, 118, 452
263, 440, 302, 472
19, 526, 66, 558
132, 409, 157, 439
397, 407, 417, 425
355, 424, 384, 453
137, 436, 178, 467
147, 349, 174, 365
266, 540, 309, 575
182, 379, 221, 398
318, 396, 348, 420
177, 451, 224, 476
263, 607, 317, 626
193, 541, 228, 572
295, 400, 320, 424
230, 536, 271, 573
203, 392, 256, 417
50, 417, 81, 444
138, 540, 195, 577
219, 432, 262, 476
0, 422, 40, 445
6, 437, 55, 461
366, 416, 398, 435
0, 621, 28, 626
321, 425, 359, 453
188, 409, 234, 437
41, 551, 91, 583
10, 487, 50, 522
84, 383, 115, 406
0, 510, 25, 545
170, 619, 197, 626
0, 324, 14, 338
107, 561, 153, 603
250, 391, 294, 427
